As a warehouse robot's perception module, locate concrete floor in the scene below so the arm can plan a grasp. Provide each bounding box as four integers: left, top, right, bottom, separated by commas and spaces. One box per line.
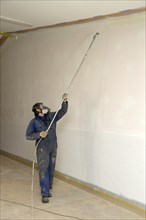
0, 155, 144, 220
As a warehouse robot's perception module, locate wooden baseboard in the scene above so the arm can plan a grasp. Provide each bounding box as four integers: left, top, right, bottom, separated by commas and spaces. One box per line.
0, 149, 145, 217
0, 149, 38, 169
55, 171, 145, 218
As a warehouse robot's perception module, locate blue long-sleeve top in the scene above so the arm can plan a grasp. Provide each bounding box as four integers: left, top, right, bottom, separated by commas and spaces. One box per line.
26, 101, 68, 147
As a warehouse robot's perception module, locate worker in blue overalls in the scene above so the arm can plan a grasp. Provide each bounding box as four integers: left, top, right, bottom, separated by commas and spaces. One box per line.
26, 93, 68, 203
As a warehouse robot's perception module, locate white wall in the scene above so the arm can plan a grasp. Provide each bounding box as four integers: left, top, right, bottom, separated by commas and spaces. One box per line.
0, 14, 145, 206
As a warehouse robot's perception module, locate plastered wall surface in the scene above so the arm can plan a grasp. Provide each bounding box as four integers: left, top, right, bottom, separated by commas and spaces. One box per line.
0, 14, 145, 206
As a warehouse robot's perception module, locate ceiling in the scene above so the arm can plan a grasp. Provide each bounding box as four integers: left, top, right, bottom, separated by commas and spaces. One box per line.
0, 0, 146, 33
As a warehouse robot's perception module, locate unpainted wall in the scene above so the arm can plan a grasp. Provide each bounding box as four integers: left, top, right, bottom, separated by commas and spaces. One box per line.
0, 14, 145, 206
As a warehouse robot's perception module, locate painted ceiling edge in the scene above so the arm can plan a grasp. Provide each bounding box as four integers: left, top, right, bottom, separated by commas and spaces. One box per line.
8, 7, 146, 35
0, 7, 145, 46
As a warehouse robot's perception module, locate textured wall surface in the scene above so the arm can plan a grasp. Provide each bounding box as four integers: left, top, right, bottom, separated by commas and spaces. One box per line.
1, 14, 145, 206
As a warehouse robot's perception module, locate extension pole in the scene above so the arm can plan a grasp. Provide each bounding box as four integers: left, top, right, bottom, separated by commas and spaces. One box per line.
37, 32, 99, 147
31, 32, 99, 219
66, 32, 99, 94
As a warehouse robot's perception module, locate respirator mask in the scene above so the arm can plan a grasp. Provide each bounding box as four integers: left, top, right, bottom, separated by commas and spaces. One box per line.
41, 104, 50, 115
42, 107, 49, 115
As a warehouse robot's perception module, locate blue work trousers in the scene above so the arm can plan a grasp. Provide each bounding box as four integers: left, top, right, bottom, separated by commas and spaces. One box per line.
37, 144, 57, 197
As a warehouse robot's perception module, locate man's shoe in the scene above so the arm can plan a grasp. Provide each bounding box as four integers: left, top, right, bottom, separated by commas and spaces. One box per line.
48, 192, 52, 197
42, 196, 49, 203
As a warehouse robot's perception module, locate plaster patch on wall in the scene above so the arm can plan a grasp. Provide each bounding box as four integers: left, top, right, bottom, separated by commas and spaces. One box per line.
104, 96, 110, 105
123, 96, 136, 109
113, 97, 136, 126
139, 120, 145, 127
114, 117, 126, 127
126, 63, 135, 72
114, 41, 123, 51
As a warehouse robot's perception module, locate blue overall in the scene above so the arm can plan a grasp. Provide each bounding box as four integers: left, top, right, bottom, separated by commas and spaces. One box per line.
26, 102, 68, 197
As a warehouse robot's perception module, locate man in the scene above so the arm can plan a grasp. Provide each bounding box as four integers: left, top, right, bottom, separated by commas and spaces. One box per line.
26, 93, 68, 203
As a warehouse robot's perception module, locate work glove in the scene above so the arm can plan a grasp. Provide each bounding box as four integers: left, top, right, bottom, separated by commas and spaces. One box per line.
62, 93, 68, 102
40, 131, 48, 138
